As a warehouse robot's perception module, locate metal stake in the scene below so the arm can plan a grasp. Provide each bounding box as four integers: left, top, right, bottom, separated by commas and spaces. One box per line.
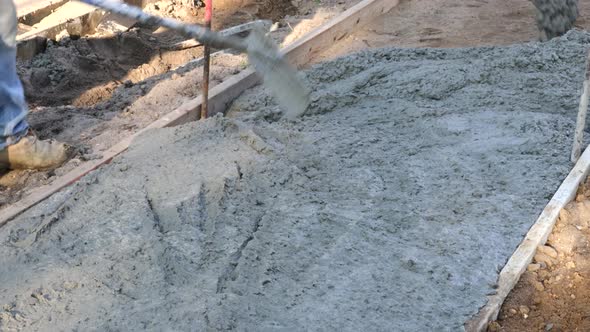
201, 0, 212, 119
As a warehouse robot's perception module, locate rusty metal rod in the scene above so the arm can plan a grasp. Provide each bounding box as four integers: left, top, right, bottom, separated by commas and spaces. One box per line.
201, 0, 212, 119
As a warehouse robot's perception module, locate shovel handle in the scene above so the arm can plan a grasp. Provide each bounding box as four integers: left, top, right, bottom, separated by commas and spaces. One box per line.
80, 0, 248, 52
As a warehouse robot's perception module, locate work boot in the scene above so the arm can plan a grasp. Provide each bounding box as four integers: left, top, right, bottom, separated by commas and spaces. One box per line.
0, 134, 68, 170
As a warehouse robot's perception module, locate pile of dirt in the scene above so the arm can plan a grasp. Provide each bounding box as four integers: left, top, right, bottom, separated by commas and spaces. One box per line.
18, 28, 205, 107
492, 179, 590, 331
144, 0, 298, 27
1, 30, 589, 330
256, 0, 297, 21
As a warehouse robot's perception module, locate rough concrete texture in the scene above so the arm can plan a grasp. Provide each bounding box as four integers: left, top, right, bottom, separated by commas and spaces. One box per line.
2, 31, 590, 331
534, 0, 579, 40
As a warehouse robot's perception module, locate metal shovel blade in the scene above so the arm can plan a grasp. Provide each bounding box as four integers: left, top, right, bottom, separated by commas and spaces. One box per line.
245, 27, 311, 120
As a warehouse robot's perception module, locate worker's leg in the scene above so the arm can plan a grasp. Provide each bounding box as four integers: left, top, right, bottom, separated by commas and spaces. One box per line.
0, 0, 29, 150
0, 0, 68, 170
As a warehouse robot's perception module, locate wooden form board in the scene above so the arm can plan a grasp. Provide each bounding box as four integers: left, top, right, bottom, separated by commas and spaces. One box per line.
0, 0, 399, 226
465, 146, 590, 331
16, 0, 154, 45
16, 1, 100, 42
16, 0, 152, 19
15, 0, 67, 18
281, 0, 398, 66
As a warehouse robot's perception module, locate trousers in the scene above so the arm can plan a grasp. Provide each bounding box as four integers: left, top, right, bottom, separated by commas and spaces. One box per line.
0, 0, 29, 149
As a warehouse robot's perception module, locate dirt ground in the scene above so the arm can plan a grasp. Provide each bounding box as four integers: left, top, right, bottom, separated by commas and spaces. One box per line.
318, 0, 590, 61
491, 178, 590, 332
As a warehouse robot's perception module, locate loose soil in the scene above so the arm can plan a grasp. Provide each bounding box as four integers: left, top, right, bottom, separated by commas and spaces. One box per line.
1, 30, 589, 331
317, 0, 590, 61
491, 178, 590, 332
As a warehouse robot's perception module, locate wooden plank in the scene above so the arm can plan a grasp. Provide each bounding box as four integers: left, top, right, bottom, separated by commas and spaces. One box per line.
0, 0, 398, 225
281, 0, 399, 66
145, 68, 260, 128
464, 146, 590, 331
0, 136, 130, 228
16, 0, 152, 43
571, 51, 590, 163
15, 0, 151, 21
16, 1, 100, 42
15, 0, 67, 19
166, 20, 271, 51
96, 12, 138, 33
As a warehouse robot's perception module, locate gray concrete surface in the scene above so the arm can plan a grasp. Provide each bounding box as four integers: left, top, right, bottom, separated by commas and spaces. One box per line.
1, 31, 589, 331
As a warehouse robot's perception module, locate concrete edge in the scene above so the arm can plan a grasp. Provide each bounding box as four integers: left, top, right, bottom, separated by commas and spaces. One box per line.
464, 145, 590, 331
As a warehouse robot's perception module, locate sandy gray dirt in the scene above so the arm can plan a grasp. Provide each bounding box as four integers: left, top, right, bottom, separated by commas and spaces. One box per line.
534, 0, 579, 40
1, 31, 590, 331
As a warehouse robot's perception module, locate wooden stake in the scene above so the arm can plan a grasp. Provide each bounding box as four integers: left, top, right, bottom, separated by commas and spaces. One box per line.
571, 51, 590, 163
